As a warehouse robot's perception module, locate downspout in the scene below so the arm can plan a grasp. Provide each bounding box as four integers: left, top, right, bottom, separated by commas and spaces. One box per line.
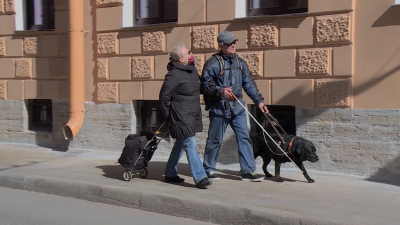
63, 0, 85, 140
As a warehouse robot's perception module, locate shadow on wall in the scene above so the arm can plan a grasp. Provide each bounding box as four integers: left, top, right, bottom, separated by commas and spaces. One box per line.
372, 5, 400, 27
366, 155, 400, 187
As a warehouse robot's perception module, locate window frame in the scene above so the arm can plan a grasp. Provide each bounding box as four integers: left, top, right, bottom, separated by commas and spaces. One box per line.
26, 0, 55, 31
135, 0, 178, 26
247, 0, 308, 17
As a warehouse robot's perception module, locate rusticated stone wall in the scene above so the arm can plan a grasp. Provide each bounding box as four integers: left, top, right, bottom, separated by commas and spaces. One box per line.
93, 9, 352, 106
0, 37, 5, 56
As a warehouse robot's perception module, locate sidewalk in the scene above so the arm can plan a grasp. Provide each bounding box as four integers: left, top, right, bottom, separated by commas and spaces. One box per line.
0, 143, 399, 225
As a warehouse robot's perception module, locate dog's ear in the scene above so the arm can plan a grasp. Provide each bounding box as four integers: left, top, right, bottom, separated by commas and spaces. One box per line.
293, 139, 306, 160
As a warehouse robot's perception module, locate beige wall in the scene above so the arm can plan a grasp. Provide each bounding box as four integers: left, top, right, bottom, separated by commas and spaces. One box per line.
353, 0, 400, 109
0, 0, 399, 109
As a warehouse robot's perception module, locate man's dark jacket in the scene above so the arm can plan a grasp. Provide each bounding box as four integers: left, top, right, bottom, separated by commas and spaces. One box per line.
159, 61, 203, 139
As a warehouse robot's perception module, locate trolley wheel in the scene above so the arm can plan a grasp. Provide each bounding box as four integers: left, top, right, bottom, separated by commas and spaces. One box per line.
139, 168, 148, 178
123, 170, 132, 181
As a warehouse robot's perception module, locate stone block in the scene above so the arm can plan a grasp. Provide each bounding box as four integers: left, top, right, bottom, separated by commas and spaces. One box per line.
237, 51, 263, 77
250, 22, 278, 47
97, 82, 118, 102
58, 34, 69, 55
97, 58, 109, 79
50, 58, 69, 78
54, 0, 69, 10
119, 82, 141, 104
143, 81, 163, 100
154, 54, 169, 79
280, 17, 313, 47
193, 54, 205, 75
192, 25, 218, 50
272, 79, 313, 107
166, 27, 191, 53
0, 80, 6, 100
59, 80, 70, 101
15, 58, 32, 78
333, 46, 352, 76
4, 0, 14, 13
264, 49, 295, 77
96, 6, 122, 31
119, 31, 141, 54
316, 14, 351, 43
0, 15, 15, 35
96, 0, 122, 6
0, 0, 4, 13
243, 80, 270, 105
131, 56, 154, 79
316, 79, 351, 107
0, 58, 14, 78
97, 33, 119, 55
178, 0, 205, 24
33, 58, 50, 79
142, 30, 165, 52
55, 10, 69, 32
24, 80, 41, 99
207, 0, 235, 22
298, 48, 331, 75
6, 36, 23, 56
41, 80, 59, 100
109, 56, 130, 80
41, 35, 59, 56
24, 37, 38, 55
219, 23, 247, 49
6, 80, 23, 100
0, 37, 5, 55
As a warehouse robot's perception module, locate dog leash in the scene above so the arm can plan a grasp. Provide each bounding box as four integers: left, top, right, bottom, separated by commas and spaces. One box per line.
226, 90, 304, 175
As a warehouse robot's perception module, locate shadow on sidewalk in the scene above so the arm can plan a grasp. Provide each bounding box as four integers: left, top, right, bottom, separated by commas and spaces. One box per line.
96, 161, 200, 188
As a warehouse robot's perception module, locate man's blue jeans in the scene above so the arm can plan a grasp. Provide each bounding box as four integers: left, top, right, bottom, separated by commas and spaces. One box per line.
165, 136, 207, 184
203, 110, 256, 175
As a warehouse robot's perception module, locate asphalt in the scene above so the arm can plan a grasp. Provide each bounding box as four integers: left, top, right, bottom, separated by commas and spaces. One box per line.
0, 143, 399, 225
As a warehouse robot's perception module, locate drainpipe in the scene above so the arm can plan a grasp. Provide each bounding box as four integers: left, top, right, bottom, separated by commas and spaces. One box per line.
63, 0, 85, 140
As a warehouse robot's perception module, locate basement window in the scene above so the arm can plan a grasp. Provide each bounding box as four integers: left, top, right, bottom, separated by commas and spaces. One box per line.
136, 100, 165, 133
27, 99, 53, 132
248, 105, 296, 136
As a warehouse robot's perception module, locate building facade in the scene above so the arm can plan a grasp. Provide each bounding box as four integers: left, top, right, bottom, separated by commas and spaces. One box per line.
0, 0, 400, 179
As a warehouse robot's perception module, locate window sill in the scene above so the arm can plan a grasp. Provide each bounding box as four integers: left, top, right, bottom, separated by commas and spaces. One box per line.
391, 4, 400, 7
234, 12, 309, 20
14, 30, 56, 35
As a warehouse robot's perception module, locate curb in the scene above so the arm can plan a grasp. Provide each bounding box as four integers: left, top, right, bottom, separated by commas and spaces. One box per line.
0, 174, 358, 225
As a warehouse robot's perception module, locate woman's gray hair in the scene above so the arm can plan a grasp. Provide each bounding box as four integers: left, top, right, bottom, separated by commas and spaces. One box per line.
170, 44, 185, 62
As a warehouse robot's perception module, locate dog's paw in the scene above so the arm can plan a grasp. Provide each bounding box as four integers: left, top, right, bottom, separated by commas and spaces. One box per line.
307, 179, 315, 183
275, 178, 284, 182
265, 174, 273, 178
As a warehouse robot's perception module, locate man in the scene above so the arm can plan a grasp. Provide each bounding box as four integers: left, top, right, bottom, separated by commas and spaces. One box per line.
201, 31, 269, 182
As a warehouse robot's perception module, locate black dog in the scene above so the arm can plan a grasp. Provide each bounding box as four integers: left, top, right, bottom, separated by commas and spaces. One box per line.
251, 133, 319, 183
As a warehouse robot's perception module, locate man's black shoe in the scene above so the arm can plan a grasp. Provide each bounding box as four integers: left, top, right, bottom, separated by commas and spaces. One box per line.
241, 171, 263, 182
206, 172, 220, 180
164, 175, 185, 183
195, 178, 212, 189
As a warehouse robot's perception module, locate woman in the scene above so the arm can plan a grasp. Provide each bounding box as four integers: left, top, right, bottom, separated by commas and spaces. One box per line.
159, 44, 211, 189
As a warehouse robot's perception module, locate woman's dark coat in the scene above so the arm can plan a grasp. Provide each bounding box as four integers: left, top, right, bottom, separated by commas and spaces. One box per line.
159, 61, 203, 139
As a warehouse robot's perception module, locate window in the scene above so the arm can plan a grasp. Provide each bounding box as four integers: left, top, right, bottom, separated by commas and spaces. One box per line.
248, 105, 296, 136
136, 100, 165, 133
25, 0, 55, 30
135, 0, 178, 26
247, 0, 308, 16
27, 99, 53, 132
